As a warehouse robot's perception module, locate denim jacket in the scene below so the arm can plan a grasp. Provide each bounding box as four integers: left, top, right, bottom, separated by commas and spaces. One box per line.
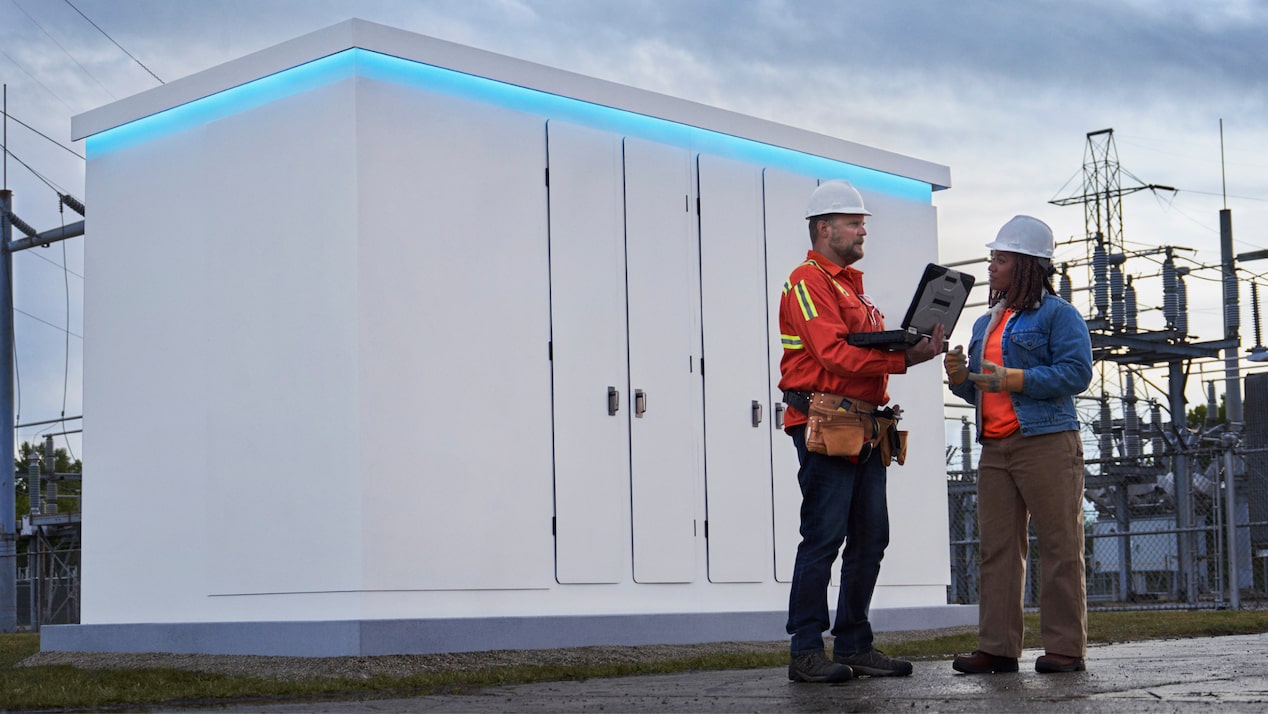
949, 292, 1092, 441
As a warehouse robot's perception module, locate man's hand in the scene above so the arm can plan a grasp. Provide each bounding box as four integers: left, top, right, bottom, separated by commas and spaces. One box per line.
944, 345, 968, 386
968, 359, 1025, 393
903, 323, 946, 367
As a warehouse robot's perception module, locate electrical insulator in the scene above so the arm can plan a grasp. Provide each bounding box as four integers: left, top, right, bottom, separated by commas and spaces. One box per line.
1150, 402, 1165, 455
1093, 244, 1109, 318
960, 417, 973, 476
1059, 267, 1072, 303
1176, 266, 1189, 337
1099, 395, 1113, 459
1162, 257, 1178, 330
1125, 277, 1138, 333
1110, 263, 1125, 330
1123, 373, 1140, 458
1250, 283, 1267, 360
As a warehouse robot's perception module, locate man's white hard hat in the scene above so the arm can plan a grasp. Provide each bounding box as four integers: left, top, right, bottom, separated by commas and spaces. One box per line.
985, 215, 1054, 260
805, 180, 871, 218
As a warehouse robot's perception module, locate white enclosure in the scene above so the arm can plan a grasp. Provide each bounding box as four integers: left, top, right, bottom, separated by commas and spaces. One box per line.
47, 19, 972, 656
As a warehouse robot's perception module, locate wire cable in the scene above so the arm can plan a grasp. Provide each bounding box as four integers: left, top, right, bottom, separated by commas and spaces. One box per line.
57, 202, 75, 461
0, 47, 73, 111
0, 141, 70, 195
62, 0, 164, 85
13, 308, 83, 340
10, 0, 116, 101
0, 109, 85, 160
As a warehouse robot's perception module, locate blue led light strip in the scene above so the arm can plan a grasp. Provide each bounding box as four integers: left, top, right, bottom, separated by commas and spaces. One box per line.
86, 48, 931, 202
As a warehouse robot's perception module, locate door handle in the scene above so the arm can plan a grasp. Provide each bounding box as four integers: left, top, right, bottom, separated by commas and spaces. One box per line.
775, 402, 785, 429
752, 400, 763, 427
634, 389, 647, 418
607, 386, 620, 416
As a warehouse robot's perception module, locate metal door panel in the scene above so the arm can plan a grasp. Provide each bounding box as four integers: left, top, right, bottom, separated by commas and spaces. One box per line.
698, 154, 774, 583
624, 137, 702, 583
762, 169, 821, 583
547, 120, 631, 584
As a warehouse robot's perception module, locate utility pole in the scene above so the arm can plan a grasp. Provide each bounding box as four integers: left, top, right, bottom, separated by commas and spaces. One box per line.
0, 193, 86, 633
0, 188, 13, 633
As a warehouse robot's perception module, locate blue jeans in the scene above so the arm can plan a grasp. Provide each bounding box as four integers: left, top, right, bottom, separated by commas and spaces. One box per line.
786, 424, 890, 657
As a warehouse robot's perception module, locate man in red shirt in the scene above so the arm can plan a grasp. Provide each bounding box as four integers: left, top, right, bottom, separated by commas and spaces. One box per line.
779, 180, 944, 683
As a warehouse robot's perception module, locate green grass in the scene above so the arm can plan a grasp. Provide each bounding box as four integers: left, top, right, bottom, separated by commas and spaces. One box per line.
2, 609, 1266, 711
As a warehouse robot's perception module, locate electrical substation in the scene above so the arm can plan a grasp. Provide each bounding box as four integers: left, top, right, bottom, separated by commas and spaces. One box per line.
948, 128, 1268, 610
2, 22, 1266, 658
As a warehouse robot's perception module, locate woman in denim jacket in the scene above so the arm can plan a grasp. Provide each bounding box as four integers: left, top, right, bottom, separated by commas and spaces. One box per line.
945, 216, 1093, 675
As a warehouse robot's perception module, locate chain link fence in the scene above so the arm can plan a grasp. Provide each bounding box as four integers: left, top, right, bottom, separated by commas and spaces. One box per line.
947, 372, 1268, 610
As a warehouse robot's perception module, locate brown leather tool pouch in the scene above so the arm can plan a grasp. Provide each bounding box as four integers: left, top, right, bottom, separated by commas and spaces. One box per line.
805, 393, 870, 457
876, 417, 909, 467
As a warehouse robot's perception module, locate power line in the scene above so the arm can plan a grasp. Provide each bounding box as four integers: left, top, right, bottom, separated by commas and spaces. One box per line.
62, 0, 164, 85
0, 47, 73, 111
11, 0, 116, 101
0, 110, 85, 160
13, 307, 82, 340
0, 140, 69, 195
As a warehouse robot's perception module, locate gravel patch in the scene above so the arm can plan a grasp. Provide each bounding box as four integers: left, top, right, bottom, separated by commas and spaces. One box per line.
17, 627, 975, 682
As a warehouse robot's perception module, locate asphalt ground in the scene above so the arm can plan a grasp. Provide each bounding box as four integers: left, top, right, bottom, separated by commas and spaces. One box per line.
175, 632, 1268, 713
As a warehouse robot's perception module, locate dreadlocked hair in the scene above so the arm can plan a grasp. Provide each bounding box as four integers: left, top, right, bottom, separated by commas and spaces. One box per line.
989, 253, 1057, 310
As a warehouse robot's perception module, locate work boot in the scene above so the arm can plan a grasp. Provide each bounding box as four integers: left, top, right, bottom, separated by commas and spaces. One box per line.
833, 648, 913, 677
1035, 653, 1086, 673
788, 651, 855, 683
952, 650, 1020, 674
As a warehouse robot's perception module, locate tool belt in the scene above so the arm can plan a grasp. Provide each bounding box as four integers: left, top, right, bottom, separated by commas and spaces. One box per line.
784, 390, 907, 466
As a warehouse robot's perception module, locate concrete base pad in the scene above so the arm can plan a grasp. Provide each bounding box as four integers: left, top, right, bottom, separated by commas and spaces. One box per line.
40, 605, 978, 657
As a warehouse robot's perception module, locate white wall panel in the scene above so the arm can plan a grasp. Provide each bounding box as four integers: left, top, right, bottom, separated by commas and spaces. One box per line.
356, 79, 554, 590
545, 120, 631, 584
624, 137, 703, 583
201, 80, 363, 596
760, 169, 820, 583
82, 130, 216, 621
852, 192, 951, 588
698, 155, 774, 583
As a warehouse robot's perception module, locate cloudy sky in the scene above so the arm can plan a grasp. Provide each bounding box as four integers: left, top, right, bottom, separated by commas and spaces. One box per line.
3, 0, 1267, 458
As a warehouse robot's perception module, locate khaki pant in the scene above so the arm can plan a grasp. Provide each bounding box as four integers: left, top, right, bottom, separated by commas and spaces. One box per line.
977, 429, 1087, 658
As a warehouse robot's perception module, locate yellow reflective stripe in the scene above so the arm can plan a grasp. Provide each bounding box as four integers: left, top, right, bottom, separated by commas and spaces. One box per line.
803, 259, 848, 295
781, 333, 804, 350
794, 280, 817, 320
782, 279, 792, 296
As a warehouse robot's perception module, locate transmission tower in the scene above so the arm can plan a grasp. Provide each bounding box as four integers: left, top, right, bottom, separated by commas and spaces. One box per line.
1050, 128, 1174, 258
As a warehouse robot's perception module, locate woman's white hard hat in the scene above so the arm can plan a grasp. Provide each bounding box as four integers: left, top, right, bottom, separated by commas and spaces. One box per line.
985, 215, 1054, 259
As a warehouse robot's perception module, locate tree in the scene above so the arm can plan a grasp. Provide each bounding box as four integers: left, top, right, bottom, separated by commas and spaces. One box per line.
1186, 394, 1226, 430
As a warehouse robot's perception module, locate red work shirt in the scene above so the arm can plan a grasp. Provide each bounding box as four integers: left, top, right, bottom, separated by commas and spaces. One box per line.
777, 250, 907, 430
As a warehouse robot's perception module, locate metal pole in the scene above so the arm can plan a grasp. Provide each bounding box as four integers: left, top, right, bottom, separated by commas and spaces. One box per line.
1222, 209, 1244, 426
1169, 360, 1196, 603
0, 188, 14, 633
1224, 435, 1241, 609
1220, 208, 1243, 607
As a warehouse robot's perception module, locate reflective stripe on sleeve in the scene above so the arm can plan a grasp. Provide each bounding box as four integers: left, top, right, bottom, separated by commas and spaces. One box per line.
781, 334, 804, 350
794, 280, 817, 321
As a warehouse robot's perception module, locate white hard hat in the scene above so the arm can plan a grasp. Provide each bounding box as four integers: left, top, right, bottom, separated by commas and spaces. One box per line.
985, 215, 1054, 260
805, 180, 871, 218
